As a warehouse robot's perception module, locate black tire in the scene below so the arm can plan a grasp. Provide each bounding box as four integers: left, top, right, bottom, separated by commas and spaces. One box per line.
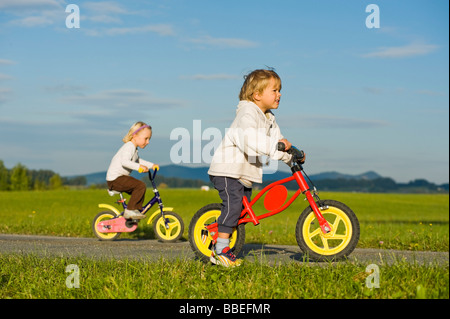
92, 211, 121, 241
296, 200, 360, 261
152, 211, 185, 243
188, 203, 246, 263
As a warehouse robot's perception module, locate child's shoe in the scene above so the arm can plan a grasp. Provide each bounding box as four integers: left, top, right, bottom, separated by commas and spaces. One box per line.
124, 209, 145, 219
210, 247, 242, 267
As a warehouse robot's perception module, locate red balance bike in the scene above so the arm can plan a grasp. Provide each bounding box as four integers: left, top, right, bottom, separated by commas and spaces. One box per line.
189, 144, 360, 261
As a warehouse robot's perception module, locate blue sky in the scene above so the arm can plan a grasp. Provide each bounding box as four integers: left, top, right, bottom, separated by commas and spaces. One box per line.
0, 0, 448, 184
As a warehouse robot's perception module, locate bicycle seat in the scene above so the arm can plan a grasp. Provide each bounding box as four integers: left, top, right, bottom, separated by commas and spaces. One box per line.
107, 189, 122, 196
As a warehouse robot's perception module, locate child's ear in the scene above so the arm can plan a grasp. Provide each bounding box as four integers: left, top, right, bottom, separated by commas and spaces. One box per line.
253, 91, 261, 101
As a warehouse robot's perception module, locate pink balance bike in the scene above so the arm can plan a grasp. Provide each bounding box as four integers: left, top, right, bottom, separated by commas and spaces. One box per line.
189, 144, 360, 262
92, 169, 184, 242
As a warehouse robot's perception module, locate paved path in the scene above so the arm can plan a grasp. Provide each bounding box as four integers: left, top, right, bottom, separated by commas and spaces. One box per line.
0, 234, 448, 266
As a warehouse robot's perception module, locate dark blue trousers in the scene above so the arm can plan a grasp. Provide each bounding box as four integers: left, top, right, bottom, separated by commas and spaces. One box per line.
209, 175, 252, 234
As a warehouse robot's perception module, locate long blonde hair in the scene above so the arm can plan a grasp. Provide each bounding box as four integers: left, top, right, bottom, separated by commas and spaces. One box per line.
123, 121, 152, 143
239, 69, 281, 102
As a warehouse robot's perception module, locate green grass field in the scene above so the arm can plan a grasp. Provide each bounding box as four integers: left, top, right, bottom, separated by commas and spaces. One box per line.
0, 189, 448, 299
0, 254, 448, 299
0, 189, 448, 251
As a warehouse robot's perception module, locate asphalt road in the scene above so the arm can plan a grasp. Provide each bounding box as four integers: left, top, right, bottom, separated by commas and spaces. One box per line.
0, 234, 448, 266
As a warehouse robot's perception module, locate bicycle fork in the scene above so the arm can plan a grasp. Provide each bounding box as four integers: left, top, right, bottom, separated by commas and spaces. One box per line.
155, 189, 170, 230
153, 207, 170, 229
293, 169, 332, 234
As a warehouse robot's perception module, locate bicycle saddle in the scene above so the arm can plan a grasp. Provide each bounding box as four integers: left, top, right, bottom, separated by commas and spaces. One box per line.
107, 189, 122, 196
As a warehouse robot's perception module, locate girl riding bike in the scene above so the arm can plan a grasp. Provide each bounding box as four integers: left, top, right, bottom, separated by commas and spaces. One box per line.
106, 121, 159, 220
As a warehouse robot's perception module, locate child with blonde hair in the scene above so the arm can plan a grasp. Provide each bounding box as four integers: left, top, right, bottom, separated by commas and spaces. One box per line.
208, 69, 293, 267
106, 122, 159, 219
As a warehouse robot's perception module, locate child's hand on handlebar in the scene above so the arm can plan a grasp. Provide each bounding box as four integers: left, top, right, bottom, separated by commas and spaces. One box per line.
277, 141, 306, 164
152, 164, 159, 171
138, 165, 149, 173
278, 139, 292, 151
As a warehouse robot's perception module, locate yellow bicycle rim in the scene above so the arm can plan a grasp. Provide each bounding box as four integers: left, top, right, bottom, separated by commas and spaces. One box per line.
155, 215, 182, 240
193, 209, 237, 257
302, 206, 353, 256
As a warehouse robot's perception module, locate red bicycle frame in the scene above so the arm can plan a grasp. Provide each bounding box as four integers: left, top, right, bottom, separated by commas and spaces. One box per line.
206, 163, 332, 243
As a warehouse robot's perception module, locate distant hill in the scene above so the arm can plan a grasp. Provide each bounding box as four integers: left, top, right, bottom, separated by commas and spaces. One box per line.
309, 171, 381, 181
75, 165, 448, 193
261, 169, 382, 183
80, 165, 382, 185
82, 171, 107, 185
81, 165, 210, 185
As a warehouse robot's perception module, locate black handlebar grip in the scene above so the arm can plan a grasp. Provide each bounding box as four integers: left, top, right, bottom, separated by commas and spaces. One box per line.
277, 143, 305, 163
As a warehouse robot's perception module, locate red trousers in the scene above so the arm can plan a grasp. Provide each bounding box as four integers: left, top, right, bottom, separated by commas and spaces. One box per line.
107, 176, 146, 210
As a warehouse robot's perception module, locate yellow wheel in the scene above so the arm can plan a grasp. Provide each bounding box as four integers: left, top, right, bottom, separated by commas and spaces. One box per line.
188, 203, 245, 263
296, 200, 359, 261
152, 212, 184, 242
92, 211, 121, 241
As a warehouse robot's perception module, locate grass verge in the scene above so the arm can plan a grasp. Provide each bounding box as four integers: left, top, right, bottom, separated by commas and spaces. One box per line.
0, 254, 448, 299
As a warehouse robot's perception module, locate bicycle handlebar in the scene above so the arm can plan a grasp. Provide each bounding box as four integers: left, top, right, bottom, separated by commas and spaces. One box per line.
277, 142, 305, 164
277, 141, 286, 152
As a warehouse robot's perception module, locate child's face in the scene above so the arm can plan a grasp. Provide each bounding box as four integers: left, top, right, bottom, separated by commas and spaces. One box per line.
132, 128, 152, 149
254, 77, 281, 113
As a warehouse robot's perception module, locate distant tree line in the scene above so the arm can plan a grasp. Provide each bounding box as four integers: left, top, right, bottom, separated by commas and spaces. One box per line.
1, 159, 447, 193
143, 175, 209, 189
0, 160, 86, 191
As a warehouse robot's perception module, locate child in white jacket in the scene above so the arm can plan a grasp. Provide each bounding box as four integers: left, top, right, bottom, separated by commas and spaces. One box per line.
106, 122, 159, 219
208, 69, 293, 267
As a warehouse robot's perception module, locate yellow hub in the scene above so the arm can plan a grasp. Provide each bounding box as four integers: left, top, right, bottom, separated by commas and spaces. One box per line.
154, 215, 182, 240
302, 206, 353, 256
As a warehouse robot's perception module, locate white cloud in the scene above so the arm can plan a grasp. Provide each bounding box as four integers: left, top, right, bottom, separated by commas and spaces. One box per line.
416, 89, 447, 97
61, 88, 185, 119
185, 35, 259, 49
84, 24, 176, 37
362, 87, 384, 95
1, 0, 144, 29
11, 15, 54, 27
0, 59, 16, 65
362, 87, 448, 97
280, 114, 389, 129
85, 14, 122, 24
83, 1, 130, 15
2, 0, 64, 27
106, 24, 175, 36
0, 87, 13, 104
362, 42, 439, 58
44, 83, 87, 96
179, 73, 239, 81
82, 1, 141, 24
0, 0, 62, 11
0, 73, 13, 81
